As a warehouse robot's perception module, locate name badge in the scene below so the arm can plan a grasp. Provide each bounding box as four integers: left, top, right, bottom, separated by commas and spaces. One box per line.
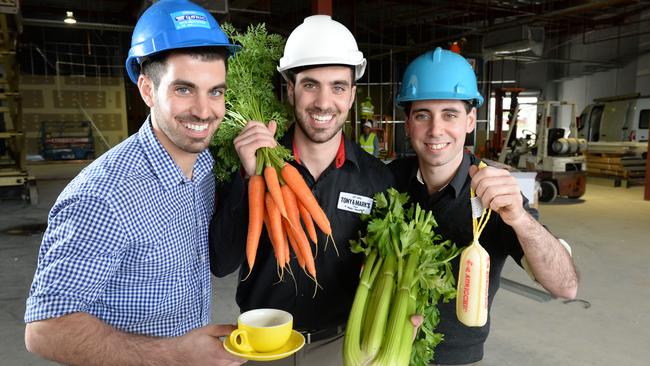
337, 192, 373, 215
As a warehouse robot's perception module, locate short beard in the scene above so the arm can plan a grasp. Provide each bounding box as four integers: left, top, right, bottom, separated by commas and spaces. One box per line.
292, 97, 345, 144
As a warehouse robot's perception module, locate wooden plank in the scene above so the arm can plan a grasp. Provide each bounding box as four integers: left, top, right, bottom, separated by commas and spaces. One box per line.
587, 168, 626, 177
620, 157, 646, 167
623, 165, 647, 172
587, 162, 625, 172
588, 168, 644, 179
586, 155, 622, 164
586, 152, 627, 158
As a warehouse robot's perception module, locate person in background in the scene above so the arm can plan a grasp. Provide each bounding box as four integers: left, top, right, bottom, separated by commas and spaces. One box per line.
209, 15, 394, 365
389, 47, 579, 365
24, 1, 244, 365
359, 120, 379, 157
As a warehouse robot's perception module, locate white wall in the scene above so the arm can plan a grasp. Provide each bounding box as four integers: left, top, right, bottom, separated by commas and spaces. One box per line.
483, 10, 650, 133
551, 9, 650, 131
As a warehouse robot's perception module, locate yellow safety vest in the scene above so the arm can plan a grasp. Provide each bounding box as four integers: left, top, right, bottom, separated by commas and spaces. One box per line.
359, 133, 376, 154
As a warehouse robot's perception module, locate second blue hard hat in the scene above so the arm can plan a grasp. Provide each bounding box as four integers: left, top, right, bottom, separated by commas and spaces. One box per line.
396, 47, 483, 108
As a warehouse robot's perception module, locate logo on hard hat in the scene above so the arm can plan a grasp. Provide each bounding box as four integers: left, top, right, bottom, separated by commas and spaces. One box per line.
170, 11, 210, 30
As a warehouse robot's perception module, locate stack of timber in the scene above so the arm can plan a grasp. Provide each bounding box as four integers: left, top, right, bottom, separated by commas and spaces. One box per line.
586, 142, 647, 186
586, 154, 646, 179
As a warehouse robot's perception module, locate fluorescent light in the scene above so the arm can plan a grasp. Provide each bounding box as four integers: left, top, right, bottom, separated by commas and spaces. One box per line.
64, 11, 76, 24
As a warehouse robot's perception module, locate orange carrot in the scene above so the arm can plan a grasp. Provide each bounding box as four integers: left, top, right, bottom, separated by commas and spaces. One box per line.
264, 166, 288, 219
263, 210, 284, 268
280, 186, 317, 280
265, 192, 287, 268
284, 220, 306, 269
245, 175, 265, 276
284, 229, 290, 266
292, 223, 316, 281
281, 185, 310, 244
280, 163, 331, 236
298, 201, 318, 244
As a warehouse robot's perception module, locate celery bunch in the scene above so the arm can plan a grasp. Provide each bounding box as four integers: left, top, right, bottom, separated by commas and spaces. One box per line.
344, 188, 460, 366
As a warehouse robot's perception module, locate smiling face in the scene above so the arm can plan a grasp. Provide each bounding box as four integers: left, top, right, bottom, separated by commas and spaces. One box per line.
138, 52, 226, 159
405, 99, 476, 171
287, 65, 356, 144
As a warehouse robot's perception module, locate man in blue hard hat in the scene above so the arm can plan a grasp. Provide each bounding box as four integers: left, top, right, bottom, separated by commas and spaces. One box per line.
389, 47, 579, 365
24, 1, 244, 365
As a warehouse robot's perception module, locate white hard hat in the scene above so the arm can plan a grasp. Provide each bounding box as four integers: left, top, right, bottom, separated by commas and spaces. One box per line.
278, 15, 367, 81
363, 121, 372, 128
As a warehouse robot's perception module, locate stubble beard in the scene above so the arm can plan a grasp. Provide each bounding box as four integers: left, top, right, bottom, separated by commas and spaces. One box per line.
293, 103, 346, 144
152, 106, 217, 154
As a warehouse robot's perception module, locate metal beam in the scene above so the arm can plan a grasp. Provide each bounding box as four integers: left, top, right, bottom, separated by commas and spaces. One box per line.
312, 0, 332, 16
500, 277, 554, 303
23, 17, 133, 32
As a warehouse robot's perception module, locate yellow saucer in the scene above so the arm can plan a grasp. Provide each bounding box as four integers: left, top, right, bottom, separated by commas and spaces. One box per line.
224, 330, 305, 361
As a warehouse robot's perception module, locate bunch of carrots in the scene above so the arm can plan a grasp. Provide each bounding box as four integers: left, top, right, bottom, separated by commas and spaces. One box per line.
245, 142, 335, 291
211, 24, 333, 291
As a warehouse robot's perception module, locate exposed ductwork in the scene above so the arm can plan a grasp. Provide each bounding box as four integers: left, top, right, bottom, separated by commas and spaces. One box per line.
483, 25, 545, 60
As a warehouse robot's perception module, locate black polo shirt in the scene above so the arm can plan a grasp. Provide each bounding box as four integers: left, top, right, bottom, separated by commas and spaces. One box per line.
209, 124, 394, 332
389, 152, 534, 365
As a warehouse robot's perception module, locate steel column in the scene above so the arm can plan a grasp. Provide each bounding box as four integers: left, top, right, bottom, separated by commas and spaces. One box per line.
312, 0, 332, 15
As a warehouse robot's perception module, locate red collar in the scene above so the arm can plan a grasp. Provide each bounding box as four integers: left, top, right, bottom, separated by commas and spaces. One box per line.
293, 133, 346, 169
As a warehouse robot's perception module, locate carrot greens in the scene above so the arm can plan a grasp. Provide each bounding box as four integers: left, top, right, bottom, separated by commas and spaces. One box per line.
210, 23, 291, 182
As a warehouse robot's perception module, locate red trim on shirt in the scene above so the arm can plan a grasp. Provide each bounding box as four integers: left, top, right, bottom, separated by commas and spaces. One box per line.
335, 134, 345, 168
292, 139, 301, 165
292, 133, 346, 169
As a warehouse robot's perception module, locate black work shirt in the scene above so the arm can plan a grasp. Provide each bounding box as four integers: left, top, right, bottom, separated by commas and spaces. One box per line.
209, 124, 394, 332
389, 152, 536, 365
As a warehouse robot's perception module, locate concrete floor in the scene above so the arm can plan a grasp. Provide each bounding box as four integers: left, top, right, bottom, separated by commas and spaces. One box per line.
1, 176, 649, 365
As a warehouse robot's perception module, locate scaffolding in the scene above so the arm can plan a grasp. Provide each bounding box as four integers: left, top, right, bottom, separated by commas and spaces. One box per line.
0, 1, 37, 204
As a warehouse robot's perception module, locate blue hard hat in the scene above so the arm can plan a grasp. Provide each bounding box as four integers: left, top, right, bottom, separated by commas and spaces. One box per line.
396, 47, 483, 108
125, 0, 239, 84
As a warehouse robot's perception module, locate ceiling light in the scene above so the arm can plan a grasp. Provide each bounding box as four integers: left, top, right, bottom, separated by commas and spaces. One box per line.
64, 11, 76, 24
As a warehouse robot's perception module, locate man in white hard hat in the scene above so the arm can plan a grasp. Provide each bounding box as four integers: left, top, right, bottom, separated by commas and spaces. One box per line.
359, 120, 379, 157
209, 15, 394, 365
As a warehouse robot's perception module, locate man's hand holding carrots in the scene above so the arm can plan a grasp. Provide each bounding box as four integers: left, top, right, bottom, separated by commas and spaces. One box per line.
233, 121, 278, 177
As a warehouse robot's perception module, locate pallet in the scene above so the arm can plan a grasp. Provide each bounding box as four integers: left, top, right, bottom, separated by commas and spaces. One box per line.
586, 152, 646, 185
588, 172, 645, 188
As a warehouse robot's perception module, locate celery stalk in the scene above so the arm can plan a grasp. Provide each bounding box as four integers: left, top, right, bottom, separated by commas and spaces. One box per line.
374, 252, 419, 365
361, 254, 396, 359
343, 249, 378, 366
396, 288, 418, 365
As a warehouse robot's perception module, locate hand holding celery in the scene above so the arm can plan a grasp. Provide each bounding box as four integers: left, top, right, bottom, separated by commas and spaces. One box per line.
344, 189, 460, 366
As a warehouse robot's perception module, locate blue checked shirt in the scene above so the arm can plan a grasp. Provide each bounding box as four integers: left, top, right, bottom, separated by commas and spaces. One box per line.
25, 119, 215, 337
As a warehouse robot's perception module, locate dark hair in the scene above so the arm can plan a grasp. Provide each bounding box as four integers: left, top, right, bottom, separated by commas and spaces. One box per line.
402, 100, 475, 116
285, 64, 356, 86
141, 46, 229, 87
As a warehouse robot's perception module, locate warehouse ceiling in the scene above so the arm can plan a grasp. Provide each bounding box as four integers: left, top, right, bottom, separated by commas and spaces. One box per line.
14, 0, 650, 80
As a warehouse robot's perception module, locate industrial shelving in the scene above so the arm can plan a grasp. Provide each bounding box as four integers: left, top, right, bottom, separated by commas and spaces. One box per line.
0, 0, 37, 204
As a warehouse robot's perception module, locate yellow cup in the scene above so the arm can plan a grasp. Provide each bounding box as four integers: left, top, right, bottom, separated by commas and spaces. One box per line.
229, 308, 293, 353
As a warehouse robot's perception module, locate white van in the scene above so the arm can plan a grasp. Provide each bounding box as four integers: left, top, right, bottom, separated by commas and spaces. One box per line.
579, 94, 649, 143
